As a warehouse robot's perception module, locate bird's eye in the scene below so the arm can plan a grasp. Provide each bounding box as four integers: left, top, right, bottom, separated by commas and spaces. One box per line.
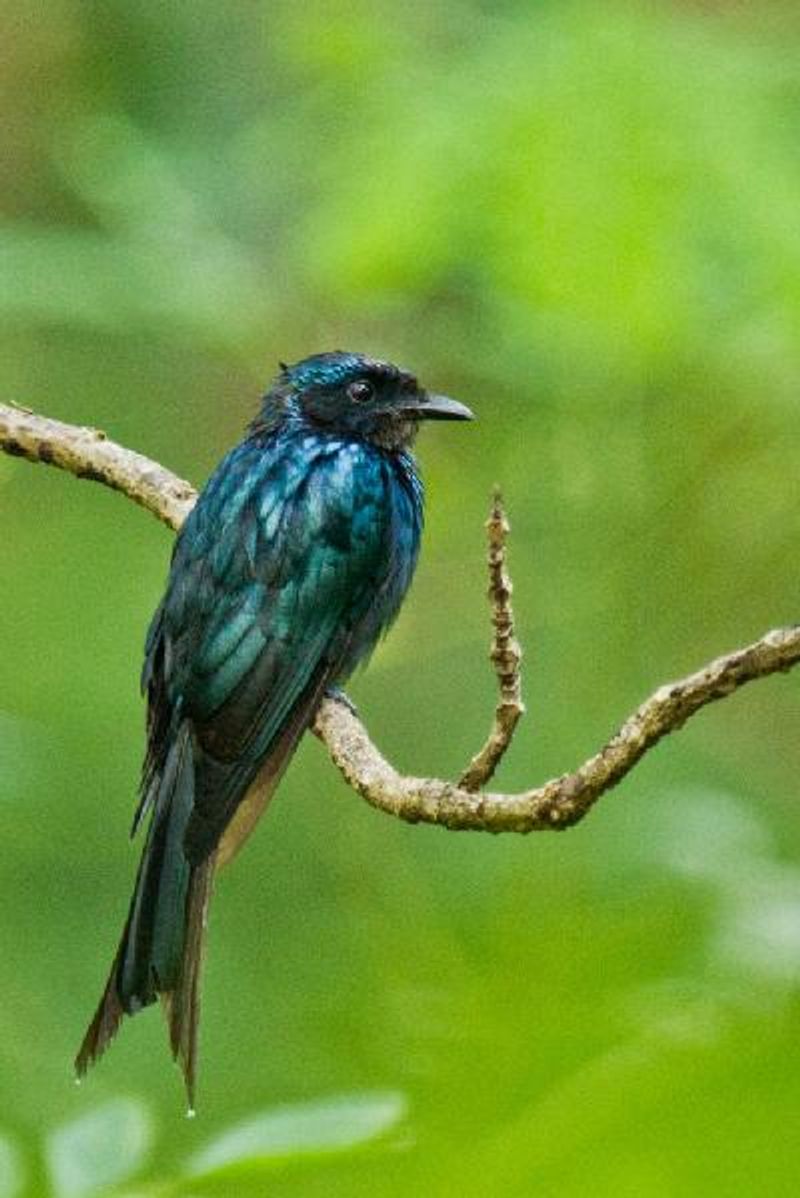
347, 379, 374, 404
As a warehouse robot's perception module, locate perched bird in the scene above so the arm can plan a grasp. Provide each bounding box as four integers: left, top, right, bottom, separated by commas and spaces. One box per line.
75, 351, 473, 1106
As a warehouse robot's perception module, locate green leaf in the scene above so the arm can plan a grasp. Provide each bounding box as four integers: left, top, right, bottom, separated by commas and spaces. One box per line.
0, 1133, 23, 1198
186, 1091, 407, 1179
45, 1098, 153, 1198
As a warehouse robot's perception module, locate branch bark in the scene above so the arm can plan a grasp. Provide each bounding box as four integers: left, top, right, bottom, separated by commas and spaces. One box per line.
3, 400, 798, 833
0, 401, 196, 530
458, 488, 524, 791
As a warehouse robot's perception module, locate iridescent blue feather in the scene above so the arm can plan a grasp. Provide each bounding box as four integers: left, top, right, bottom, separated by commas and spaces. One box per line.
75, 350, 470, 1105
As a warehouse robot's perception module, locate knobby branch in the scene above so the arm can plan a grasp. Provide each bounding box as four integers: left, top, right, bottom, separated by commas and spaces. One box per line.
2, 400, 798, 833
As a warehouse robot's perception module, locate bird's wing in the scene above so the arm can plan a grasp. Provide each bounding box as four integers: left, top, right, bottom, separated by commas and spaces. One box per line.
141, 438, 390, 866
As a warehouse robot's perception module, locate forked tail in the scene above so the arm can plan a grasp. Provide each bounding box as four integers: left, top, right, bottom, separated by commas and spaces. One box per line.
75, 726, 214, 1108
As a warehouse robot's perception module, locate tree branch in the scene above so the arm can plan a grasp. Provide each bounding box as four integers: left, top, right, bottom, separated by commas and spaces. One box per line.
0, 401, 195, 530
458, 488, 524, 791
315, 625, 800, 830
3, 400, 798, 833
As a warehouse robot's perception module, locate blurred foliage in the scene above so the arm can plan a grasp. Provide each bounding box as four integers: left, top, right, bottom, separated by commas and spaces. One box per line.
2, 1, 800, 1194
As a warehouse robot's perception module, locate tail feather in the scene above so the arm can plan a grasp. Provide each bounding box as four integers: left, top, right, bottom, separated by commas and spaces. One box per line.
162, 857, 214, 1110
74, 938, 127, 1078
75, 724, 215, 1106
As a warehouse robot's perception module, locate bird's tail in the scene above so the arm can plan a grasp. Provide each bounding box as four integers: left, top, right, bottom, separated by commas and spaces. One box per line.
75, 725, 214, 1108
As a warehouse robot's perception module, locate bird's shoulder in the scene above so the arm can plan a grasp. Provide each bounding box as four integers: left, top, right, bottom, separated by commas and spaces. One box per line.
181, 430, 400, 566
146, 431, 412, 710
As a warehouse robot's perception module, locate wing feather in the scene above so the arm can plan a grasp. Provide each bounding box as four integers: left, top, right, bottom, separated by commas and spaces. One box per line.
140, 437, 390, 866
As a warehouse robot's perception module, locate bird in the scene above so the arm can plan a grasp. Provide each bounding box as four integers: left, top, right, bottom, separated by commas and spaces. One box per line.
74, 350, 473, 1107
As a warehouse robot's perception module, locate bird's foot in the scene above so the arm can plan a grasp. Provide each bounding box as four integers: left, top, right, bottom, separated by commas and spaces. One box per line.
325, 686, 359, 716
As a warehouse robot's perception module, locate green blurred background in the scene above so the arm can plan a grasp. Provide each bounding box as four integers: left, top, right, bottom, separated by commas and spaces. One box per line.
2, 1, 800, 1194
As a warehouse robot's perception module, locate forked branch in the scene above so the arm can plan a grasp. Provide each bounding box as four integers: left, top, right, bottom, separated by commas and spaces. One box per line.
2, 400, 798, 833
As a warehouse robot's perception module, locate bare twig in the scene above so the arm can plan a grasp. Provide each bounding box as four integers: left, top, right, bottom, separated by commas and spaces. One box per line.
0, 401, 195, 530
3, 400, 798, 834
459, 488, 525, 790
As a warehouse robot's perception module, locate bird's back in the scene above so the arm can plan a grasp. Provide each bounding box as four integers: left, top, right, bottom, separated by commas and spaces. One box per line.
137, 427, 422, 866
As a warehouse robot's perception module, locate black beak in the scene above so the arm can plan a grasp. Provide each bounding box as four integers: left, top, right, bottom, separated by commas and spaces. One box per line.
404, 392, 475, 421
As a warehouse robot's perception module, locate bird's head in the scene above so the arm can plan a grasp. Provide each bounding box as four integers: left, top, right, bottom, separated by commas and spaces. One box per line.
257, 351, 473, 450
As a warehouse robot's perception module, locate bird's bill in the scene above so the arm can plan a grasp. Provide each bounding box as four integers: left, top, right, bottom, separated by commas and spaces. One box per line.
404, 392, 475, 421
